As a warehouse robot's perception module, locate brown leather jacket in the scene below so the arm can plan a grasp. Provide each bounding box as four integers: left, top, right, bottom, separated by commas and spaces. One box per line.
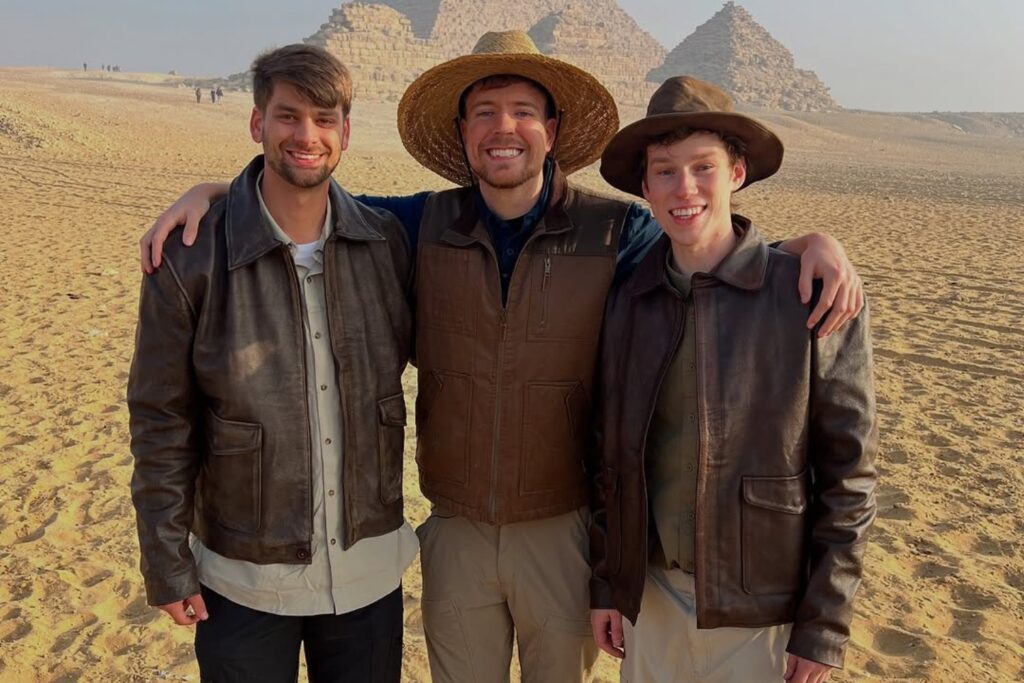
128, 156, 412, 606
414, 167, 629, 524
589, 218, 878, 668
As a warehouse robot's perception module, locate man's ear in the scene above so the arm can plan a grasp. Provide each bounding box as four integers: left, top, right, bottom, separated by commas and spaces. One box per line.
544, 116, 558, 154
340, 115, 351, 152
250, 107, 263, 144
731, 156, 747, 191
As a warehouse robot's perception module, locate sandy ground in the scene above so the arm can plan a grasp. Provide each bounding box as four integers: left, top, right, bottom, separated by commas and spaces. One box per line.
0, 68, 1021, 682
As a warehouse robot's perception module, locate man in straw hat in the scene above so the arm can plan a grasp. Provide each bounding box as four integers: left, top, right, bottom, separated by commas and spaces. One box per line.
138, 33, 864, 682
589, 76, 877, 683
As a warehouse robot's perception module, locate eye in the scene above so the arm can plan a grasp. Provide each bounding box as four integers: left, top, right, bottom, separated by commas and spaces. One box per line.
696, 163, 715, 173
317, 118, 336, 126
515, 110, 536, 119
657, 168, 675, 177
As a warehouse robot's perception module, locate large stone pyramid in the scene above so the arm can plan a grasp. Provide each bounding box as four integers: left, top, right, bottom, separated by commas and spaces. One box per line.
648, 2, 837, 111
528, 1, 665, 109
304, 0, 666, 106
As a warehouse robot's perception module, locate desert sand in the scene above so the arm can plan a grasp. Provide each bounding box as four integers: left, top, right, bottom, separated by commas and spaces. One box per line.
0, 68, 1021, 682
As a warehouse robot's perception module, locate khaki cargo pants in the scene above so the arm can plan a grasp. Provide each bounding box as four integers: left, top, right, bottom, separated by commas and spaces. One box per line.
416, 506, 597, 683
621, 566, 792, 683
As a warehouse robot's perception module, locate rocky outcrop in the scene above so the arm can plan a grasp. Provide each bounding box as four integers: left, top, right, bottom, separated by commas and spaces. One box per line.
648, 2, 837, 111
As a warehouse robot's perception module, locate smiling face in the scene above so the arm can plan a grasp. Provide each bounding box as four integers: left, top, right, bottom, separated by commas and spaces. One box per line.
458, 79, 557, 191
249, 80, 350, 190
642, 131, 746, 254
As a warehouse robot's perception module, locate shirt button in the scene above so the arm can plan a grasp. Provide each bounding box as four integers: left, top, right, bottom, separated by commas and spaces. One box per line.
328, 489, 335, 497
325, 438, 332, 445
306, 276, 313, 284
330, 538, 337, 546
505, 248, 514, 256
320, 384, 328, 391
314, 332, 322, 339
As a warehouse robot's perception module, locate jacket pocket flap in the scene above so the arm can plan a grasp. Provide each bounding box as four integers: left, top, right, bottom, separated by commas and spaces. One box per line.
205, 410, 262, 455
742, 473, 808, 514
378, 392, 408, 427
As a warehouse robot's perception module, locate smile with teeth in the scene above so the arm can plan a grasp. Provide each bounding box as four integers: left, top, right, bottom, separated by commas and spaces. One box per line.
670, 206, 705, 218
487, 148, 524, 159
288, 150, 323, 161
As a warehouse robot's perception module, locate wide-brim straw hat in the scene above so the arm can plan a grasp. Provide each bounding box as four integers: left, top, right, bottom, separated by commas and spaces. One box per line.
600, 76, 784, 197
398, 30, 619, 186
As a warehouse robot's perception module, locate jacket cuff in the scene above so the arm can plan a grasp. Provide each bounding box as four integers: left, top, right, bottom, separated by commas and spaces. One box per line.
144, 567, 201, 607
786, 625, 847, 670
589, 577, 615, 610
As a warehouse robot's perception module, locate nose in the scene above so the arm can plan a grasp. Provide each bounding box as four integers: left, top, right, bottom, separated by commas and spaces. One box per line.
294, 117, 317, 144
675, 170, 697, 198
495, 110, 516, 133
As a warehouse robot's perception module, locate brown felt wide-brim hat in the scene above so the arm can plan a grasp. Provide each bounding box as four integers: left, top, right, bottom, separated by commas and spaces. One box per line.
398, 30, 619, 186
601, 76, 784, 197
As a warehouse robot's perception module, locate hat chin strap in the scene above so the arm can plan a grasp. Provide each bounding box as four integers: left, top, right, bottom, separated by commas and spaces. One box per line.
547, 110, 563, 165
454, 116, 477, 185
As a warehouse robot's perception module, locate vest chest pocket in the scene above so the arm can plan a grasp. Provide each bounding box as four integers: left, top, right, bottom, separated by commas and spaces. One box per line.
418, 244, 479, 336
527, 254, 612, 342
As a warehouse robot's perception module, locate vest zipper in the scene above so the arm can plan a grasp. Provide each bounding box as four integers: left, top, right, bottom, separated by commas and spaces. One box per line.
540, 255, 551, 328
489, 309, 509, 522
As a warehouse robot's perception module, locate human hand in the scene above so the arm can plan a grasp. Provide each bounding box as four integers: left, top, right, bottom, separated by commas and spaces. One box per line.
140, 182, 227, 273
794, 233, 864, 337
784, 653, 833, 683
590, 608, 625, 659
157, 593, 209, 626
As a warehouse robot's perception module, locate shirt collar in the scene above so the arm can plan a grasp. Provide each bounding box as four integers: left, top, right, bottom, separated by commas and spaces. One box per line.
476, 157, 555, 238
255, 169, 333, 256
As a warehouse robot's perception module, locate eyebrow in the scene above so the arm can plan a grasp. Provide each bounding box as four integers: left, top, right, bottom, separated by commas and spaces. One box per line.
648, 150, 718, 164
470, 99, 541, 110
271, 103, 339, 117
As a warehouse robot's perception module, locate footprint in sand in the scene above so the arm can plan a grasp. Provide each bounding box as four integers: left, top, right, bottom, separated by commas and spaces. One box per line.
876, 487, 917, 521
872, 625, 936, 661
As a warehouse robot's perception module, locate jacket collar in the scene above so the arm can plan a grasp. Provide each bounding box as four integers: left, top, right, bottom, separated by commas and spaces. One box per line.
226, 155, 384, 270
440, 161, 574, 248
627, 214, 768, 297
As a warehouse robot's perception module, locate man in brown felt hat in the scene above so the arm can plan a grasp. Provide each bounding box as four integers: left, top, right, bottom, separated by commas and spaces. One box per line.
589, 76, 878, 683
137, 34, 865, 683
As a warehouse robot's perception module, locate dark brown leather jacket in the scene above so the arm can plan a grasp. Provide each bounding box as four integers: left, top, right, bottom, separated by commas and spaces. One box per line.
128, 156, 412, 606
414, 168, 629, 524
589, 218, 878, 668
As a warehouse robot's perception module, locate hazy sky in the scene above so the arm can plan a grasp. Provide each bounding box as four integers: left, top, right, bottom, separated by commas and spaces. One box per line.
0, 1, 1020, 112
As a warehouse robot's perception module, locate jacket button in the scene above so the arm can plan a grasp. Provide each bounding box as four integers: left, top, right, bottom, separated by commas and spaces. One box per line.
296, 549, 309, 560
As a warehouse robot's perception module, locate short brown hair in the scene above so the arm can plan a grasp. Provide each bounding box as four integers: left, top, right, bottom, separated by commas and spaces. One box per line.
251, 44, 353, 116
458, 74, 557, 120
641, 127, 747, 175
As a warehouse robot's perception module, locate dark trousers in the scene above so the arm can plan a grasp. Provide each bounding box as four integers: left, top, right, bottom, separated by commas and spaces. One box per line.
195, 585, 403, 683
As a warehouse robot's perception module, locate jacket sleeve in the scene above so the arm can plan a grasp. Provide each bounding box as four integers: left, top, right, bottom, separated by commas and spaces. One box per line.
586, 298, 617, 611
127, 259, 202, 606
788, 299, 879, 668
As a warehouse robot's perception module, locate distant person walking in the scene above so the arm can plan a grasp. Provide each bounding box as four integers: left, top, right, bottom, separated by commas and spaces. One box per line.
210, 88, 217, 103
83, 62, 87, 72
216, 86, 224, 101
195, 87, 202, 104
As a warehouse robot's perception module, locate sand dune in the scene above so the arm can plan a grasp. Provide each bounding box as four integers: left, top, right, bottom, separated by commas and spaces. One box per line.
0, 68, 1021, 682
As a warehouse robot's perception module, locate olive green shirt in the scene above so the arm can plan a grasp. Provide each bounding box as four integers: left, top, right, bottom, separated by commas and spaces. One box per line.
645, 251, 699, 573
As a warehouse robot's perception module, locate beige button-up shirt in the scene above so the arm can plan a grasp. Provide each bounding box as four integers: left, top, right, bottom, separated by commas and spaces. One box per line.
191, 174, 418, 615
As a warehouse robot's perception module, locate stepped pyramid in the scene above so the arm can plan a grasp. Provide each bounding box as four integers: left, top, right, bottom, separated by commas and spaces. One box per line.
648, 2, 837, 111
528, 0, 665, 108
303, 0, 667, 106
304, 3, 447, 101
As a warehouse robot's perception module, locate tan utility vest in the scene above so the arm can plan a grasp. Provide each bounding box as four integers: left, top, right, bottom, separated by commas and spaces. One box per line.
414, 169, 628, 524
